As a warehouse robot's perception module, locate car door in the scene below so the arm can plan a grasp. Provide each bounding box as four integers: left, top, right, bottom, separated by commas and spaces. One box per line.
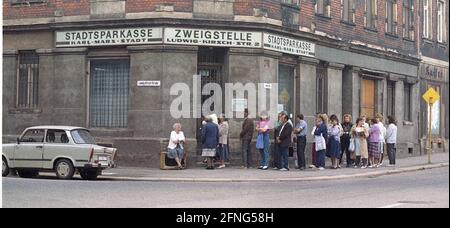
14, 129, 45, 168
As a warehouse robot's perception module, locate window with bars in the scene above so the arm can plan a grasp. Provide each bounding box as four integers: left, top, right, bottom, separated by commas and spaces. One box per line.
341, 0, 356, 23
365, 0, 378, 30
403, 83, 412, 121
385, 0, 398, 35
316, 62, 328, 114
89, 59, 130, 128
315, 0, 331, 17
437, 0, 446, 43
17, 50, 39, 109
387, 81, 396, 117
403, 0, 415, 40
423, 0, 432, 39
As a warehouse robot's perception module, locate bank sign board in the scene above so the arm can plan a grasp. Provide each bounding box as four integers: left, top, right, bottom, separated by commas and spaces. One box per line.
164, 28, 262, 48
263, 33, 315, 57
55, 27, 163, 47
55, 27, 315, 57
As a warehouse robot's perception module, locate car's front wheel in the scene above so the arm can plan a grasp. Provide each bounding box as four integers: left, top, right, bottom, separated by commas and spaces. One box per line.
17, 170, 39, 178
80, 170, 99, 180
55, 159, 75, 180
2, 157, 10, 177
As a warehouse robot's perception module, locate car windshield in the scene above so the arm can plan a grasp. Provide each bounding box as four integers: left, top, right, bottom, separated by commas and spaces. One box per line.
71, 129, 96, 144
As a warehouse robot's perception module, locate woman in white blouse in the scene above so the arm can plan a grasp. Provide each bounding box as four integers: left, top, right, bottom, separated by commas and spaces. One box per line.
167, 123, 186, 169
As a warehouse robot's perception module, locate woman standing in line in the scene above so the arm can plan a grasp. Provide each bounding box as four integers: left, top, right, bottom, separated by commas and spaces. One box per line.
202, 115, 220, 170
352, 117, 369, 168
256, 112, 271, 170
340, 114, 354, 167
314, 114, 328, 170
218, 114, 229, 169
327, 115, 342, 169
368, 118, 382, 168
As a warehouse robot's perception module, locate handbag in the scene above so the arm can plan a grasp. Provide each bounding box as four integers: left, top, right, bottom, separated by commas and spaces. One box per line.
348, 138, 355, 152
315, 134, 327, 151
256, 133, 264, 149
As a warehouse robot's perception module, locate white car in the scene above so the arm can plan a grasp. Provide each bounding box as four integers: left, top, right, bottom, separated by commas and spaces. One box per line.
2, 126, 117, 180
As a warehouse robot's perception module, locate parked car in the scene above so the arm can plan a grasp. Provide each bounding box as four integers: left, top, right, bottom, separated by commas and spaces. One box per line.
2, 126, 117, 180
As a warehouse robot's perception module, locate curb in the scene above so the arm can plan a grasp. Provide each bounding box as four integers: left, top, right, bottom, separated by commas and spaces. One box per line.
101, 162, 449, 182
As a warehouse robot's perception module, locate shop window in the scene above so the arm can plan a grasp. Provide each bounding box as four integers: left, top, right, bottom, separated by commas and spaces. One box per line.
403, 83, 412, 121
315, 0, 331, 17
361, 78, 376, 118
423, 0, 432, 39
341, 0, 356, 23
427, 85, 441, 135
316, 62, 328, 114
365, 0, 378, 30
17, 50, 39, 109
402, 0, 415, 40
279, 65, 295, 116
385, 0, 398, 35
387, 80, 396, 117
89, 59, 130, 128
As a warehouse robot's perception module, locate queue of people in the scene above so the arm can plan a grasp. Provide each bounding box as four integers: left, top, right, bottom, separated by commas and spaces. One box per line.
166, 109, 398, 171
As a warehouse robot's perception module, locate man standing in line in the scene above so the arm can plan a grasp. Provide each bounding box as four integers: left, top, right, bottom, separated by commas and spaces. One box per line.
294, 114, 308, 170
240, 109, 254, 169
277, 114, 293, 171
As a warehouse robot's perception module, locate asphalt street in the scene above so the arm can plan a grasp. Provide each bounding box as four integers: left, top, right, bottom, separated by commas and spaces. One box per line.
2, 167, 448, 208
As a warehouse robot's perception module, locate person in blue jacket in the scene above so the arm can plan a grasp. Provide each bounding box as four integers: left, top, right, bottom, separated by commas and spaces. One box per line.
202, 115, 220, 170
314, 114, 328, 170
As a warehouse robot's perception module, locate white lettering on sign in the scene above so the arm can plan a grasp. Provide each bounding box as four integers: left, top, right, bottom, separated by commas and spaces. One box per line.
56, 28, 163, 47
137, 81, 161, 87
263, 33, 315, 57
264, 83, 272, 89
164, 28, 262, 48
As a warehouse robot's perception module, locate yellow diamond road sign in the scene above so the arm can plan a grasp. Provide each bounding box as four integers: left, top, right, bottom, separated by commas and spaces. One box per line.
422, 87, 440, 105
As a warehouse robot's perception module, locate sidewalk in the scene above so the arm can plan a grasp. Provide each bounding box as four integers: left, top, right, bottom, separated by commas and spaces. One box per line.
102, 153, 449, 182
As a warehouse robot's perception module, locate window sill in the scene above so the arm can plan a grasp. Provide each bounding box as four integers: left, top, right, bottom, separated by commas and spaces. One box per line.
403, 121, 414, 126
340, 20, 356, 27
385, 33, 399, 39
9, 108, 42, 114
315, 14, 332, 21
10, 0, 48, 7
402, 37, 415, 43
364, 27, 378, 33
437, 42, 448, 49
422, 38, 434, 44
280, 2, 300, 10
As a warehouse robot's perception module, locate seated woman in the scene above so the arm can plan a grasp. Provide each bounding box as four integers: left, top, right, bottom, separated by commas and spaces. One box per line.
167, 123, 186, 170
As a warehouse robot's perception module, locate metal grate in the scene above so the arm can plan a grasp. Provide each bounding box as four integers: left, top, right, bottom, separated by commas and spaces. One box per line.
17, 50, 39, 108
89, 59, 130, 128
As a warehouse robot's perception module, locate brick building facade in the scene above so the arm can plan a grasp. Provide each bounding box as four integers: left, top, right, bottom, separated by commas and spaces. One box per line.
2, 0, 448, 168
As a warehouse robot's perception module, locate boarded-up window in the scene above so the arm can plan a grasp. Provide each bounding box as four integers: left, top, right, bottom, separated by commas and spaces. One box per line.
361, 78, 376, 118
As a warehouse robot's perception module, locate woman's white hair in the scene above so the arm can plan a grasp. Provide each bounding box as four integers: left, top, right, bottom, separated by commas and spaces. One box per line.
173, 123, 182, 130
